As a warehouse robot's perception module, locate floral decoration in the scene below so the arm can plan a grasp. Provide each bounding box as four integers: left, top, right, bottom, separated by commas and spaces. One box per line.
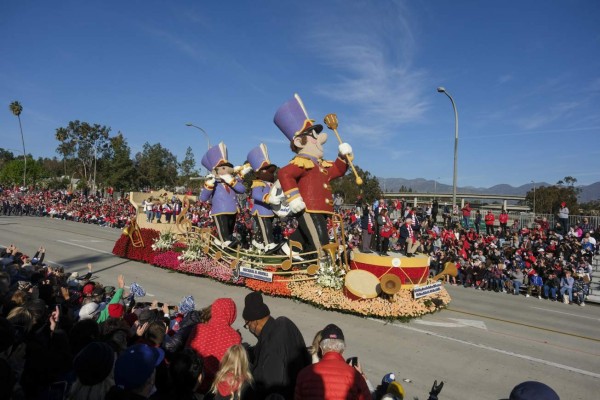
151, 230, 178, 251
113, 227, 451, 320
315, 260, 346, 290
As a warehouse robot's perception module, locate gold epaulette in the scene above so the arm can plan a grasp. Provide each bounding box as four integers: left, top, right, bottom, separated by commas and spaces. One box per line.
251, 180, 266, 189
321, 160, 333, 168
290, 156, 315, 169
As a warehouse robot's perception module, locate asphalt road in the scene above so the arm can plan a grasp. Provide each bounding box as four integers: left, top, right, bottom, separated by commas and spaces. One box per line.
2, 216, 599, 400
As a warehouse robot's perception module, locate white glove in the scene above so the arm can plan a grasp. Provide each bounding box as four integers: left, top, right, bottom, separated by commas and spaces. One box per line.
268, 192, 282, 205
289, 197, 306, 214
240, 164, 253, 177
205, 174, 216, 187
268, 181, 283, 205
338, 143, 353, 156
221, 174, 235, 185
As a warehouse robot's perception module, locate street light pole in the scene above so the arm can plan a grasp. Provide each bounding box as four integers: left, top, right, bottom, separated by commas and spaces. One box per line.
437, 87, 459, 215
185, 123, 211, 151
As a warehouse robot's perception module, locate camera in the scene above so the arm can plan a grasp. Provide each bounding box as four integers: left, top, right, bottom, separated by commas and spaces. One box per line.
346, 357, 358, 367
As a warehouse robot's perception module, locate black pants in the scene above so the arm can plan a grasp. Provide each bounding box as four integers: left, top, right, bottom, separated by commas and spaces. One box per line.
290, 211, 330, 256
253, 215, 275, 245
381, 237, 390, 254
213, 214, 236, 242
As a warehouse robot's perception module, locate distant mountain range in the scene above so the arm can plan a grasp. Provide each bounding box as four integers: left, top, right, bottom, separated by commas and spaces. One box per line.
377, 178, 600, 202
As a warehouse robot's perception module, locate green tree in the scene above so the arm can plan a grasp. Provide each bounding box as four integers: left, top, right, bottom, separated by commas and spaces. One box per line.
0, 157, 45, 186
525, 183, 579, 215
55, 120, 111, 186
0, 148, 15, 170
134, 142, 179, 189
102, 132, 136, 192
179, 146, 199, 184
557, 176, 578, 187
330, 164, 381, 205
578, 200, 600, 216
9, 101, 26, 186
37, 156, 64, 180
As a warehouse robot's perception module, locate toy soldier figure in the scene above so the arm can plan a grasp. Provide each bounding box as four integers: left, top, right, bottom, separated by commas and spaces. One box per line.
200, 142, 250, 248
272, 94, 353, 258
247, 143, 283, 253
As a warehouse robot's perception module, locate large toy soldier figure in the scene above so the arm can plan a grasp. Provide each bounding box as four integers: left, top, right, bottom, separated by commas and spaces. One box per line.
272, 94, 353, 258
247, 143, 282, 253
200, 142, 249, 248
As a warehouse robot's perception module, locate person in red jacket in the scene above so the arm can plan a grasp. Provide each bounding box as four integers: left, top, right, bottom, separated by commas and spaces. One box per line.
186, 298, 241, 393
485, 210, 495, 235
294, 324, 371, 400
461, 202, 472, 229
499, 209, 509, 236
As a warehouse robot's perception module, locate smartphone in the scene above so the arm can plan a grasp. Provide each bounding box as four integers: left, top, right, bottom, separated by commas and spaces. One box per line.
346, 357, 358, 367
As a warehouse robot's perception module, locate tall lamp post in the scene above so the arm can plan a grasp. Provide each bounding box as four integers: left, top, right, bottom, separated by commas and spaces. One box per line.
185, 123, 212, 176
437, 87, 459, 214
185, 123, 211, 151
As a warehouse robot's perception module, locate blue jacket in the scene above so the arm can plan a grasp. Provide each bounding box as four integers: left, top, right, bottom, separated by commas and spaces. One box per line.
530, 275, 543, 286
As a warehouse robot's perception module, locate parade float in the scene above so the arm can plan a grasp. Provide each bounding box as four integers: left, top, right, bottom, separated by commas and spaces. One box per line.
112, 94, 452, 320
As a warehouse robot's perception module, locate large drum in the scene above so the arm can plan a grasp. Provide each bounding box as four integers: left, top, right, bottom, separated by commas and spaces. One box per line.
343, 269, 381, 300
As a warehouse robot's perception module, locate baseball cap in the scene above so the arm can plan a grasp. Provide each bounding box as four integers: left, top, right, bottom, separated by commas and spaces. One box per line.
79, 302, 100, 320
115, 344, 164, 390
82, 283, 95, 296
320, 324, 344, 342
382, 373, 396, 384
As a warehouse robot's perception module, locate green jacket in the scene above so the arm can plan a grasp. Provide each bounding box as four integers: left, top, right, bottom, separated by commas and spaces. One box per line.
96, 288, 124, 323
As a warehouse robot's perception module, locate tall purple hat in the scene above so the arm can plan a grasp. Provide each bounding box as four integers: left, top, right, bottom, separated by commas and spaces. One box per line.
201, 142, 232, 171
273, 93, 323, 141
247, 144, 275, 172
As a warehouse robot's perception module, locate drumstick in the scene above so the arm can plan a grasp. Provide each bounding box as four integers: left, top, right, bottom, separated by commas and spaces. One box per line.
324, 114, 363, 185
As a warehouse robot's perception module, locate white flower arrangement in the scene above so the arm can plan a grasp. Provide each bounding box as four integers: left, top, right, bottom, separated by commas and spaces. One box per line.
315, 259, 346, 290
177, 237, 204, 262
151, 231, 178, 251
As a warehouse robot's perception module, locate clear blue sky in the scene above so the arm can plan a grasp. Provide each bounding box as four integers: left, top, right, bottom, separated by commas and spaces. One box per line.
1, 1, 599, 188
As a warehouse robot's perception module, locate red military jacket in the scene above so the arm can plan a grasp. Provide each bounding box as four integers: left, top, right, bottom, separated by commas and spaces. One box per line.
278, 154, 348, 214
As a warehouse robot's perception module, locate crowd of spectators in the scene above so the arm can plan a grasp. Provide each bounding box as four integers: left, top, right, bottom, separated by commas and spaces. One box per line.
0, 189, 136, 229
1, 240, 560, 400
0, 240, 460, 400
351, 198, 598, 306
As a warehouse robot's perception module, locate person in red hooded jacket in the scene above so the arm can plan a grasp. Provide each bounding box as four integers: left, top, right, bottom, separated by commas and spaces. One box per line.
186, 298, 241, 393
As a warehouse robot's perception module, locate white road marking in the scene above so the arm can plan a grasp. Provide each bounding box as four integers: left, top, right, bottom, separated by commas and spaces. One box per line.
413, 318, 487, 330
56, 240, 113, 254
447, 318, 488, 330
414, 320, 465, 328
369, 318, 600, 379
529, 306, 600, 321
69, 239, 105, 243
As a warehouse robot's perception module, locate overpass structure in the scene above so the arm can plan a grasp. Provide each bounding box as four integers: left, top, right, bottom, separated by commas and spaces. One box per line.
382, 192, 528, 211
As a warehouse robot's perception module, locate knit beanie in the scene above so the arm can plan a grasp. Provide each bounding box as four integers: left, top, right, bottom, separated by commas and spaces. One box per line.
242, 292, 270, 321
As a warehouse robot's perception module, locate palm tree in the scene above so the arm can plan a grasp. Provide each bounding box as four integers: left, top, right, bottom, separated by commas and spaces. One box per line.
9, 101, 26, 188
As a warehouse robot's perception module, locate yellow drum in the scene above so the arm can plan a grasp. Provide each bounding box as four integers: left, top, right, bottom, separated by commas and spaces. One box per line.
343, 269, 381, 300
